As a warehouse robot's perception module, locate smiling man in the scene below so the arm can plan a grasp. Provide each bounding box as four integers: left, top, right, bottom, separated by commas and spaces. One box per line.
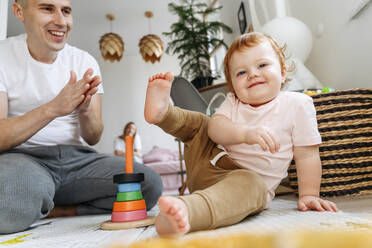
0, 0, 162, 234
15, 0, 73, 63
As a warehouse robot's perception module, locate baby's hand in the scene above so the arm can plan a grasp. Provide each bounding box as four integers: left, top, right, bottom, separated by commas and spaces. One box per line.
244, 126, 279, 153
298, 195, 338, 212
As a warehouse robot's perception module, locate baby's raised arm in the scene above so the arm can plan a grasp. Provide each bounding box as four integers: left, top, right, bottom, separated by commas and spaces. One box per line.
294, 145, 338, 212
208, 114, 279, 153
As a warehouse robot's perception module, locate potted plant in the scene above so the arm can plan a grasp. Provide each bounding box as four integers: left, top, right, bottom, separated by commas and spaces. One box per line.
163, 0, 232, 89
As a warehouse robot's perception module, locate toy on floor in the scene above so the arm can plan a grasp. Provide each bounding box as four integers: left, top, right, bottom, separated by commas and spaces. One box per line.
101, 136, 155, 230
304, 87, 335, 96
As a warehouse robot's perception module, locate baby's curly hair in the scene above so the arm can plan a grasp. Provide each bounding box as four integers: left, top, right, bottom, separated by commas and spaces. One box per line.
223, 32, 293, 94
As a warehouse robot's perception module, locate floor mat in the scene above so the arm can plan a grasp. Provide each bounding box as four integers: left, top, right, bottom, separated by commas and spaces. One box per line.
110, 199, 372, 247
1, 199, 371, 248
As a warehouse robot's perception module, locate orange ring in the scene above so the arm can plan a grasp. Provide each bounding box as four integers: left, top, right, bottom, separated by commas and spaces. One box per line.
113, 199, 146, 212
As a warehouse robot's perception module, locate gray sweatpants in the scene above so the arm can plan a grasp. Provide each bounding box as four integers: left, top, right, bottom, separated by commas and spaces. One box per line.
0, 145, 163, 234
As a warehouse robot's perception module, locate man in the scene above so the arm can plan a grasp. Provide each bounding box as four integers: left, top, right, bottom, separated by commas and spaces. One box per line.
0, 0, 162, 234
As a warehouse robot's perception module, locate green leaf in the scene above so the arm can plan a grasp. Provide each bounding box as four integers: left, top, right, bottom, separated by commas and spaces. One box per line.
163, 0, 232, 81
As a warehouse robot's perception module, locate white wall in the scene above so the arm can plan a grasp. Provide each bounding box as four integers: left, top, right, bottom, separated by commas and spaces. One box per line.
287, 0, 372, 89
0, 0, 8, 40
219, 0, 277, 44
220, 0, 372, 90
7, 0, 372, 154
6, 0, 182, 155
92, 54, 181, 155
219, 0, 245, 45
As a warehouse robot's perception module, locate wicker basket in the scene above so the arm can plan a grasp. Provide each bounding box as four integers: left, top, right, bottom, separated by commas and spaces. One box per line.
288, 88, 372, 197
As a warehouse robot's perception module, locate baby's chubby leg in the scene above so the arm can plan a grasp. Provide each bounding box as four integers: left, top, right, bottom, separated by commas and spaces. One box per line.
144, 72, 174, 124
144, 72, 191, 236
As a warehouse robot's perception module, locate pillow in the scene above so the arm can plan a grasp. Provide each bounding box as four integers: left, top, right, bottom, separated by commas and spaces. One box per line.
143, 146, 179, 163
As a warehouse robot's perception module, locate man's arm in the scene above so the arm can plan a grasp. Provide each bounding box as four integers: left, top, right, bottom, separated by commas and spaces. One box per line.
0, 70, 97, 152
78, 93, 103, 145
0, 92, 57, 152
294, 145, 338, 212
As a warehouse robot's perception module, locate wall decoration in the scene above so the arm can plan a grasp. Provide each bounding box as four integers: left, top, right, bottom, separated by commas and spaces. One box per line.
138, 11, 164, 63
238, 2, 247, 34
349, 0, 371, 20
99, 14, 124, 62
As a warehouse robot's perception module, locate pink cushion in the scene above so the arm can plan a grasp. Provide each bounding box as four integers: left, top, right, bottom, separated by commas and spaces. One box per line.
144, 160, 186, 191
143, 146, 179, 163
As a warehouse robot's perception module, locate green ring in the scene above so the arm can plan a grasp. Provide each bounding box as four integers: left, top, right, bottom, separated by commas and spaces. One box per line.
116, 191, 143, 202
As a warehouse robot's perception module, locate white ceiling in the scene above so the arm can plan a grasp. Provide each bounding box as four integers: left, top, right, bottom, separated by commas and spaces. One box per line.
7, 0, 179, 59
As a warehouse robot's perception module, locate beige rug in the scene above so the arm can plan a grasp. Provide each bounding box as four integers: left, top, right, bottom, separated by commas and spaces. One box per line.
1, 197, 371, 248
109, 198, 372, 248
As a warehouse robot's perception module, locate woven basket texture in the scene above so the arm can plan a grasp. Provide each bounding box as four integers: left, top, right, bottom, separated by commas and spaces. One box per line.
288, 88, 372, 197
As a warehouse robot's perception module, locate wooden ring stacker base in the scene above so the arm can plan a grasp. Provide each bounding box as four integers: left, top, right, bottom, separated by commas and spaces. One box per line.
100, 216, 156, 230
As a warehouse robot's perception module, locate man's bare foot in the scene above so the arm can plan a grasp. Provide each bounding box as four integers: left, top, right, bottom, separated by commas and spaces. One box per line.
144, 72, 174, 124
155, 196, 190, 237
46, 206, 77, 218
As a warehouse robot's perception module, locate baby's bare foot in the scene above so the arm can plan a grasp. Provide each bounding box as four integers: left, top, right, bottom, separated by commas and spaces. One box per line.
144, 72, 174, 124
155, 196, 190, 237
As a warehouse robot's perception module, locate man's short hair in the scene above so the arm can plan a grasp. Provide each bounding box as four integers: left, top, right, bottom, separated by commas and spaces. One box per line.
15, 0, 27, 8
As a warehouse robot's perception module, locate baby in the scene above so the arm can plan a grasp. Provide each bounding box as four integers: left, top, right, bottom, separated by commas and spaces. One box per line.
144, 32, 338, 237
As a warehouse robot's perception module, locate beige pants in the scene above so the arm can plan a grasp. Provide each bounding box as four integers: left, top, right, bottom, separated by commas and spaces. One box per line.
157, 105, 267, 232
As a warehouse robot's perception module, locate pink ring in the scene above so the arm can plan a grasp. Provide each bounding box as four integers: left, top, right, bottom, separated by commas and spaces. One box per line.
111, 209, 147, 222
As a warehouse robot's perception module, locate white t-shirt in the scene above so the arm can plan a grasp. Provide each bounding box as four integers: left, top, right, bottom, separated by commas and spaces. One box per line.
114, 135, 143, 163
0, 34, 103, 148
215, 91, 321, 206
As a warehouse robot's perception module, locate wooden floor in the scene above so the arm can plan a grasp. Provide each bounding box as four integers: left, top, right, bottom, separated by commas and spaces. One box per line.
1, 194, 371, 248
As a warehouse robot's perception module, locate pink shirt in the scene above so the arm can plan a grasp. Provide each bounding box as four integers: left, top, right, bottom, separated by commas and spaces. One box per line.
215, 91, 321, 206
